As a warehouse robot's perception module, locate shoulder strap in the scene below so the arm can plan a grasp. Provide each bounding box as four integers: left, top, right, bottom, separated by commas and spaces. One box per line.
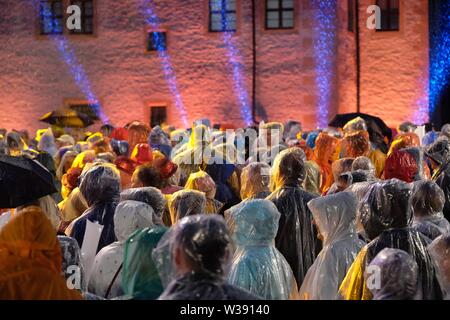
105, 263, 123, 299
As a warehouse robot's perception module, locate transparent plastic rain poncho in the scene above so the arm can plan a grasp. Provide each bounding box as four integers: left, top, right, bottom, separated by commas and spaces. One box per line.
313, 132, 341, 193
343, 117, 368, 134
267, 149, 321, 286
88, 200, 156, 298
299, 192, 365, 300
303, 160, 321, 195
411, 181, 450, 241
227, 200, 298, 300
122, 226, 168, 300
441, 124, 450, 140
37, 128, 57, 157
326, 158, 355, 195
58, 235, 86, 291
185, 170, 223, 214
283, 120, 302, 142
0, 207, 82, 300
428, 235, 450, 299
388, 132, 421, 155
239, 162, 271, 200
70, 165, 121, 254
56, 150, 78, 181
367, 248, 419, 300
154, 215, 259, 300
425, 138, 450, 166
339, 179, 443, 300
169, 189, 207, 224
352, 156, 376, 175
119, 187, 166, 225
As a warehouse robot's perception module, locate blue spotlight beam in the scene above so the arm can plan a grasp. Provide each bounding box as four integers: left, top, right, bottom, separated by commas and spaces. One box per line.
312, 0, 337, 129
30, 0, 109, 124
141, 0, 189, 128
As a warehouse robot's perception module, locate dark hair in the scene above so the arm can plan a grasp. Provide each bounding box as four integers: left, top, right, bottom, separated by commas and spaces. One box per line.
136, 165, 163, 189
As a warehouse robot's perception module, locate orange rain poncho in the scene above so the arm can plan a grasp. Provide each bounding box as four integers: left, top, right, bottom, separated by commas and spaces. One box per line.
341, 131, 370, 158
0, 206, 83, 300
388, 132, 421, 156
313, 133, 341, 194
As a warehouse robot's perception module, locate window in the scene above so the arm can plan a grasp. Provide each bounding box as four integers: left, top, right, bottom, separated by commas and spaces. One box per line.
69, 102, 100, 120
150, 107, 167, 127
39, 0, 64, 35
265, 0, 294, 30
376, 0, 399, 31
348, 0, 355, 32
146, 32, 167, 52
209, 0, 237, 32
69, 0, 94, 34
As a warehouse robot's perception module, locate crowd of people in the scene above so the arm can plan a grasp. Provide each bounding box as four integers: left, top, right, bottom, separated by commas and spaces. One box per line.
0, 117, 450, 300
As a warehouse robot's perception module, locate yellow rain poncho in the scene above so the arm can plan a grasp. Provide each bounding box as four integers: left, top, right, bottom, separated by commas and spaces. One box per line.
185, 171, 223, 214
0, 206, 83, 300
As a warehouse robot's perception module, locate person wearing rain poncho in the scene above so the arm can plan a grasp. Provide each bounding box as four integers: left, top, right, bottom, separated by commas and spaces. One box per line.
169, 189, 207, 224
185, 170, 223, 214
239, 162, 271, 200
338, 179, 442, 300
426, 139, 450, 221
299, 192, 365, 300
88, 200, 158, 298
411, 181, 450, 241
0, 206, 82, 300
227, 199, 298, 300
326, 158, 354, 195
37, 128, 57, 158
428, 234, 450, 299
313, 132, 341, 194
69, 164, 121, 281
366, 248, 420, 300
267, 148, 321, 287
121, 226, 168, 300
384, 147, 431, 182
153, 215, 259, 300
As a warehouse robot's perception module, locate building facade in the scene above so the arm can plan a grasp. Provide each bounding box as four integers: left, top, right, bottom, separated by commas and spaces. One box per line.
0, 0, 433, 133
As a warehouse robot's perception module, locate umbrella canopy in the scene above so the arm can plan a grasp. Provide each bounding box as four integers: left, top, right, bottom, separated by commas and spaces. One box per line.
40, 109, 94, 128
329, 113, 393, 153
0, 155, 57, 208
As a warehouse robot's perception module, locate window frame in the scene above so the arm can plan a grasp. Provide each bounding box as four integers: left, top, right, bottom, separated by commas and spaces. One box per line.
146, 31, 168, 52
264, 0, 295, 30
375, 0, 400, 32
39, 0, 64, 35
63, 99, 101, 121
208, 0, 238, 32
68, 0, 95, 35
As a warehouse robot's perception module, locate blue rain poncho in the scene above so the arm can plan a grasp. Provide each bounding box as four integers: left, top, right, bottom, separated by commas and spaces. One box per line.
122, 226, 168, 300
299, 192, 365, 300
88, 200, 156, 298
227, 199, 298, 300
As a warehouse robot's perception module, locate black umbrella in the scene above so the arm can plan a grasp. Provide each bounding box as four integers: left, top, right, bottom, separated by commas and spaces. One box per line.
40, 108, 94, 128
329, 113, 393, 153
0, 155, 57, 208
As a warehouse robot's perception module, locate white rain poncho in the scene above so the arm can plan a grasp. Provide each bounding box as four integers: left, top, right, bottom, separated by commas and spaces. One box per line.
428, 234, 450, 300
169, 189, 207, 224
88, 200, 156, 298
227, 200, 298, 300
411, 180, 450, 241
299, 192, 365, 300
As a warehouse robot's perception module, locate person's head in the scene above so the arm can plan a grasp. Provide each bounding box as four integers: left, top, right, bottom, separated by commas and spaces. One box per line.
425, 139, 450, 169
283, 120, 302, 142
259, 122, 284, 149
100, 124, 115, 138
388, 132, 421, 155
114, 200, 156, 242
6, 131, 24, 155
313, 132, 341, 166
343, 117, 368, 134
111, 139, 129, 157
120, 187, 166, 222
440, 124, 450, 140
240, 162, 271, 200
79, 164, 121, 206
398, 121, 418, 134
157, 215, 232, 279
360, 179, 412, 240
341, 131, 370, 158
270, 148, 306, 191
332, 158, 355, 183
169, 190, 206, 224
352, 156, 376, 175
366, 248, 419, 300
131, 164, 162, 189
185, 171, 216, 200
308, 192, 358, 245
115, 156, 138, 190
56, 134, 75, 149
428, 234, 450, 296
411, 181, 445, 218
130, 143, 153, 165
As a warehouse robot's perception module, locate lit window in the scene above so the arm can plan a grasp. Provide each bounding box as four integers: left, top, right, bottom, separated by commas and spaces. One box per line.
69, 102, 100, 120
150, 106, 167, 127
69, 0, 95, 34
209, 0, 237, 32
146, 32, 167, 52
376, 0, 399, 31
265, 0, 295, 30
39, 0, 64, 35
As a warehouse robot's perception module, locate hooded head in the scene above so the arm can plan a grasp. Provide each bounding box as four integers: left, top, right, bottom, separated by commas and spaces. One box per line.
79, 164, 121, 206
425, 139, 450, 166
37, 128, 57, 157
411, 180, 445, 218
308, 192, 358, 246
384, 147, 424, 183
332, 158, 355, 182
359, 179, 412, 240
58, 236, 85, 290
185, 170, 217, 199
120, 187, 166, 224
352, 156, 376, 175
169, 189, 206, 224
231, 199, 280, 247
240, 162, 271, 200
388, 132, 421, 155
0, 206, 61, 273
428, 234, 450, 298
366, 248, 419, 300
113, 200, 156, 242
270, 148, 306, 191
313, 132, 341, 166
342, 131, 370, 158
343, 117, 368, 134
